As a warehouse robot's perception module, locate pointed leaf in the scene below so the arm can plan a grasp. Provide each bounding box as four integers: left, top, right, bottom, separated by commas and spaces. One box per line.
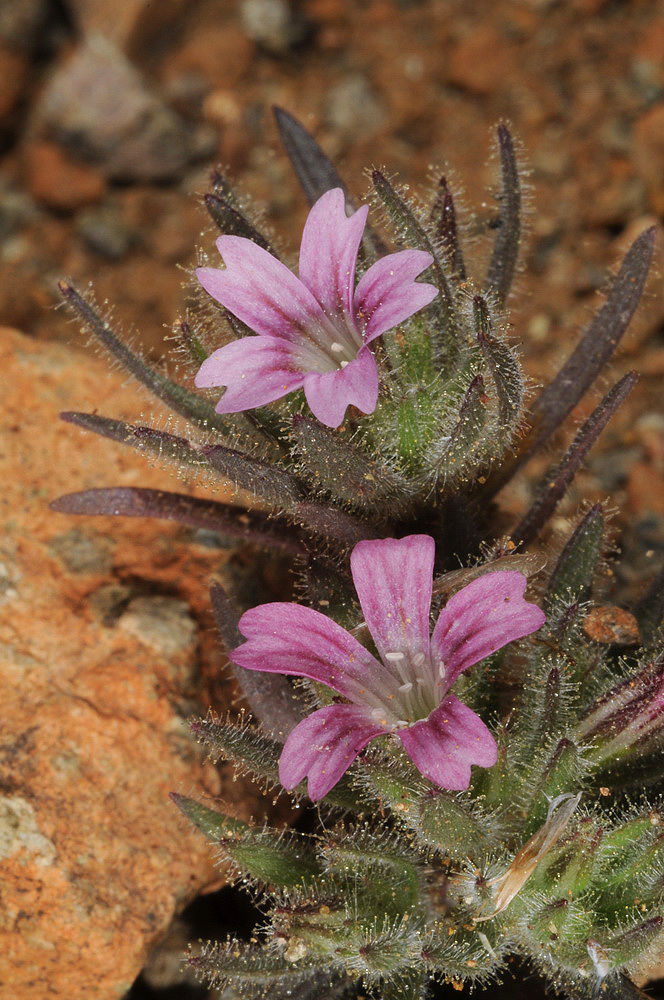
204, 190, 275, 253
274, 105, 347, 205
430, 176, 466, 282
435, 374, 489, 481
473, 294, 523, 429
171, 793, 247, 840
546, 504, 604, 609
60, 411, 207, 469
528, 227, 655, 457
58, 281, 230, 434
484, 123, 521, 306
513, 373, 637, 548
50, 487, 305, 555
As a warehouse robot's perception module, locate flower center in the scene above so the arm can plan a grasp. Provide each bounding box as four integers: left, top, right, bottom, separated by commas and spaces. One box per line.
291, 311, 364, 374
366, 649, 446, 730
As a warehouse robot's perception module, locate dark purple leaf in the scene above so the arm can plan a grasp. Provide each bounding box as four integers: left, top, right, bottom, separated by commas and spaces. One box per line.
296, 501, 381, 547
273, 105, 348, 206
485, 123, 521, 306
60, 412, 204, 468
529, 227, 656, 455
430, 176, 466, 282
204, 192, 274, 253
203, 443, 305, 507
484, 227, 656, 498
513, 373, 637, 548
49, 487, 305, 555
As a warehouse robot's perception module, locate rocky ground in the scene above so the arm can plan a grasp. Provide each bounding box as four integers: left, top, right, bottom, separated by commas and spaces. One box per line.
0, 0, 663, 997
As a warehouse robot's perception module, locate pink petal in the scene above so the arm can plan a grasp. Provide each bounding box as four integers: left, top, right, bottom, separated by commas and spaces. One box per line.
196, 236, 326, 342
195, 336, 304, 412
354, 249, 438, 342
299, 188, 368, 318
302, 346, 378, 427
350, 534, 434, 664
431, 571, 546, 689
232, 602, 386, 704
398, 695, 497, 790
279, 703, 384, 800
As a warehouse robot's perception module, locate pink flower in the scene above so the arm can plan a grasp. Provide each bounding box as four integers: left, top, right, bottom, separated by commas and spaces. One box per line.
230, 535, 547, 800
195, 188, 438, 428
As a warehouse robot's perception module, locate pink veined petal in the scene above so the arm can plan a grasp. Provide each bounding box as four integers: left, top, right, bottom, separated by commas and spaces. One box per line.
196, 235, 327, 342
354, 249, 438, 342
398, 695, 498, 790
350, 534, 434, 667
194, 336, 305, 413
279, 703, 385, 800
302, 346, 379, 428
232, 602, 386, 705
299, 188, 368, 319
431, 571, 547, 690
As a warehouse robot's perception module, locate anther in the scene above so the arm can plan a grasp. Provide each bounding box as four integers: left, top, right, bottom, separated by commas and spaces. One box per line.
385, 651, 405, 662
398, 682, 413, 693
330, 342, 344, 353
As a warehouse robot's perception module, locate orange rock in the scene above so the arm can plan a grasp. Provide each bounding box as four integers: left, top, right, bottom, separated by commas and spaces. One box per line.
582, 606, 641, 646
0, 44, 29, 121
24, 141, 106, 211
65, 0, 188, 54
0, 328, 278, 999
634, 104, 664, 217
446, 25, 514, 97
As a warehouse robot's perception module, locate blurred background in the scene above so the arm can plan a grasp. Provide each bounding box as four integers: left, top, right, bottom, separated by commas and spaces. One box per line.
0, 1, 662, 997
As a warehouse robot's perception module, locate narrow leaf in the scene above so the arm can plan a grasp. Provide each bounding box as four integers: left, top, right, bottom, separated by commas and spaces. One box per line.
473, 294, 523, 428
50, 487, 305, 555
176, 319, 207, 364
546, 504, 604, 609
485, 123, 521, 306
273, 105, 348, 206
296, 501, 381, 546
371, 169, 454, 329
435, 374, 488, 481
192, 715, 283, 786
60, 411, 205, 469
170, 793, 246, 840
291, 414, 407, 512
203, 443, 305, 507
204, 191, 274, 253
58, 281, 230, 434
528, 227, 656, 456
513, 373, 637, 548
211, 582, 306, 741
273, 105, 386, 261
430, 175, 466, 281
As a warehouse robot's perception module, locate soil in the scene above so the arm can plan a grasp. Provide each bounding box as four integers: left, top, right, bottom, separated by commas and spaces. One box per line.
0, 1, 662, 998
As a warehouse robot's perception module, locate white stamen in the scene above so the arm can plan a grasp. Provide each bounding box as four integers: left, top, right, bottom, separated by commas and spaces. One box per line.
340, 360, 349, 368
385, 651, 405, 662
412, 652, 426, 667
398, 682, 413, 693
330, 342, 344, 353
439, 661, 446, 678
416, 676, 425, 685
